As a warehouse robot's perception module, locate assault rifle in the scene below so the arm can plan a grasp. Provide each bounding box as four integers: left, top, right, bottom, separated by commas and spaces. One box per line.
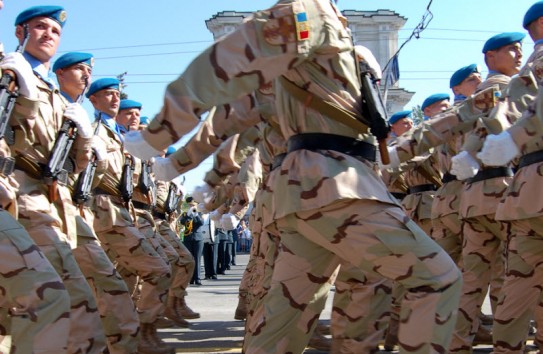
120, 154, 135, 202
43, 79, 90, 195
359, 60, 391, 164
138, 160, 156, 206
73, 115, 101, 205
164, 182, 179, 214
0, 24, 30, 144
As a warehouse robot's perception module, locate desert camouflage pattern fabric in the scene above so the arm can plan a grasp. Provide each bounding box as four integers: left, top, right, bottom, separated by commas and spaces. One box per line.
74, 206, 140, 354
11, 76, 106, 353
91, 120, 171, 324
0, 209, 70, 354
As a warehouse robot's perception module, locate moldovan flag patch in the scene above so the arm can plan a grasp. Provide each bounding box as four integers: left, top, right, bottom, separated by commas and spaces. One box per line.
295, 12, 310, 41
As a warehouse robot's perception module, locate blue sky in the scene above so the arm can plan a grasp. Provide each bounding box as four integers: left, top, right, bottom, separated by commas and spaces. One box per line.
0, 0, 536, 192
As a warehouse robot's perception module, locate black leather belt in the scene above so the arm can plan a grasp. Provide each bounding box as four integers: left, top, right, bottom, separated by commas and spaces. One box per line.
391, 192, 407, 201
287, 133, 376, 162
132, 200, 151, 211
0, 156, 15, 176
407, 184, 438, 194
153, 210, 167, 220
466, 167, 514, 184
442, 172, 458, 184
518, 150, 543, 169
271, 153, 286, 170
14, 158, 68, 185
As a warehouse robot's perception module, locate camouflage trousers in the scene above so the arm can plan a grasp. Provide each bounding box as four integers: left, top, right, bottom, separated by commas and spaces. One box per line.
156, 218, 195, 298
74, 212, 140, 354
134, 211, 187, 301
95, 223, 171, 324
0, 209, 70, 354
245, 199, 461, 354
492, 216, 543, 353
431, 212, 463, 265
449, 215, 506, 353
330, 263, 392, 353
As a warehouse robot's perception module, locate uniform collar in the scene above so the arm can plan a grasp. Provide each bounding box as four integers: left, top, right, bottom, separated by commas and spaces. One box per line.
23, 52, 57, 89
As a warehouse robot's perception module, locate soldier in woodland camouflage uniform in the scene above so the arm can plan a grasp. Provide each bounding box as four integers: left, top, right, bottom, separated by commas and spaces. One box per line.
475, 3, 543, 351
0, 4, 70, 351
448, 33, 526, 352
124, 2, 462, 352
54, 53, 141, 354
4, 6, 108, 353
87, 79, 174, 354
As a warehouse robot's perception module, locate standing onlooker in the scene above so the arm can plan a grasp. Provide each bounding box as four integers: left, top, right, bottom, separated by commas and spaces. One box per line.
201, 209, 218, 280
242, 220, 252, 253
180, 198, 204, 285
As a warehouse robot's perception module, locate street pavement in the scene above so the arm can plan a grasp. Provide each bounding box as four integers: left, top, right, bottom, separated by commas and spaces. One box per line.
159, 252, 537, 353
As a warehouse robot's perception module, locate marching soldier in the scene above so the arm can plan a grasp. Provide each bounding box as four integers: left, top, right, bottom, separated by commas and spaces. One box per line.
86, 79, 174, 354
5, 6, 108, 353
448, 32, 526, 352
0, 2, 70, 352
53, 52, 141, 354
123, 2, 463, 352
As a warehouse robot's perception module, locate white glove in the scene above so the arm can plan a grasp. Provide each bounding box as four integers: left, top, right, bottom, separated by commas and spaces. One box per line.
152, 156, 179, 181
192, 183, 214, 203
220, 213, 240, 231
0, 52, 38, 99
63, 103, 93, 138
209, 209, 222, 222
187, 207, 198, 217
91, 136, 107, 161
451, 151, 479, 180
477, 131, 520, 166
123, 130, 163, 160
380, 146, 400, 170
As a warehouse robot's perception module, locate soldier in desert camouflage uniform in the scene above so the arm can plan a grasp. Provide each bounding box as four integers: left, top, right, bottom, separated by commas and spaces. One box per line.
87, 79, 174, 354
4, 6, 108, 353
0, 3, 70, 352
124, 2, 462, 352
475, 3, 543, 351
53, 52, 141, 354
448, 33, 526, 352
116, 99, 198, 328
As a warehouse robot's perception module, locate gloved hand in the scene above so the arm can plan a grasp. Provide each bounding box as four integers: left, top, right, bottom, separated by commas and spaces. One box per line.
64, 103, 93, 138
477, 131, 519, 166
123, 130, 162, 160
0, 52, 38, 99
197, 202, 209, 214
91, 136, 107, 161
220, 213, 240, 231
451, 151, 479, 180
379, 146, 400, 170
192, 183, 214, 203
152, 156, 179, 181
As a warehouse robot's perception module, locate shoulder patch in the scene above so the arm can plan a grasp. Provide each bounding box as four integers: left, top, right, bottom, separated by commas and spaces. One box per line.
294, 12, 310, 41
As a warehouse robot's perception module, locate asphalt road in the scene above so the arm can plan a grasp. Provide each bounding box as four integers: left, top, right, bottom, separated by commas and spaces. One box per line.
158, 253, 537, 354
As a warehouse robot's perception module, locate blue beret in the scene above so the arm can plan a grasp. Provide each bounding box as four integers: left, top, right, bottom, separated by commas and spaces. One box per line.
86, 78, 120, 98
450, 64, 481, 88
421, 93, 450, 111
388, 110, 412, 125
524, 1, 543, 29
53, 52, 94, 72
482, 32, 526, 53
15, 6, 67, 28
119, 99, 142, 111
166, 146, 176, 157
140, 116, 150, 125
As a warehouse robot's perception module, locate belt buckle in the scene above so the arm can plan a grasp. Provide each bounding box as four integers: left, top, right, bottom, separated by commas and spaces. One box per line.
0, 157, 15, 177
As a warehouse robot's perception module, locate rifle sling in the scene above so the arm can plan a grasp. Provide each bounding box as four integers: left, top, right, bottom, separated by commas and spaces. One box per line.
279, 76, 369, 134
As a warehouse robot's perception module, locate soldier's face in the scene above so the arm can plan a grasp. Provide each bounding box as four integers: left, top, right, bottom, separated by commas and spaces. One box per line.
489, 43, 523, 77
90, 89, 120, 117
16, 17, 61, 65
454, 73, 482, 97
424, 100, 450, 118
390, 117, 413, 137
56, 63, 92, 100
117, 108, 141, 131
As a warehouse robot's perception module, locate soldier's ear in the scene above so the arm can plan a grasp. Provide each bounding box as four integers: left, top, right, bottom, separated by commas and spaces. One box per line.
15, 25, 24, 42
